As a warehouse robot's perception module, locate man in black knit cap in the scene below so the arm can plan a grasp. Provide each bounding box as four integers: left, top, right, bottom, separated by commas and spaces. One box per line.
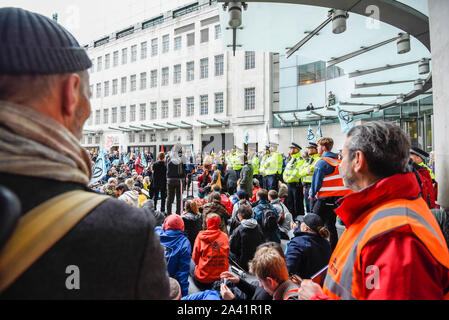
0, 7, 169, 299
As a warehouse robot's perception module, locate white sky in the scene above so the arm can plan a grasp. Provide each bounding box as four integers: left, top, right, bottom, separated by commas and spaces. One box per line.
1, 0, 187, 45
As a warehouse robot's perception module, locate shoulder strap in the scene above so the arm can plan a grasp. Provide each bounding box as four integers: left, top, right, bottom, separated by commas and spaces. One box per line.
0, 190, 109, 293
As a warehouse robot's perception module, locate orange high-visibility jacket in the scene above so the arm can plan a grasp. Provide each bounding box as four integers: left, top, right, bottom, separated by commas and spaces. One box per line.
323, 197, 449, 300
316, 157, 353, 198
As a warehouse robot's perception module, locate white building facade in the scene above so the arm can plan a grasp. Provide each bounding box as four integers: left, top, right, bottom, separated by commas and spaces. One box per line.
82, 0, 274, 156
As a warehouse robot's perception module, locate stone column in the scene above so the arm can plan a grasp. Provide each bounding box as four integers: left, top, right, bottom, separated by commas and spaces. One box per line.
428, 0, 449, 208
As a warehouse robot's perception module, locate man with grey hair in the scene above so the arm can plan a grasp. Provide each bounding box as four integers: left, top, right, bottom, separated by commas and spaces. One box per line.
298, 121, 449, 300
0, 7, 169, 299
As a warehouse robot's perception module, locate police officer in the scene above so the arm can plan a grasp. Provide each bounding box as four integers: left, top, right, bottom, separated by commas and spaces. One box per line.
298, 142, 321, 214
410, 147, 435, 180
264, 143, 283, 192
260, 145, 271, 190
283, 142, 305, 220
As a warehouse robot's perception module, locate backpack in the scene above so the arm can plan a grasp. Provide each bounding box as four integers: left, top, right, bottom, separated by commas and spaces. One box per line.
413, 165, 436, 209
261, 206, 278, 231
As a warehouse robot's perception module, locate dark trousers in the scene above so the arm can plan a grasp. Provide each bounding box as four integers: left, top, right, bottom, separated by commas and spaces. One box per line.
152, 185, 166, 212
265, 175, 278, 192
189, 259, 214, 291
235, 169, 241, 181
287, 182, 304, 220
167, 179, 182, 215
313, 197, 340, 251
304, 183, 312, 213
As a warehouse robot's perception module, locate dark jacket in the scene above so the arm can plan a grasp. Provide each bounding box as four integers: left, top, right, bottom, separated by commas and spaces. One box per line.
0, 172, 169, 299
285, 229, 332, 279
253, 200, 280, 243
239, 164, 253, 197
182, 212, 203, 249
223, 168, 237, 191
166, 156, 184, 180
152, 160, 167, 188
229, 218, 264, 271
235, 278, 271, 300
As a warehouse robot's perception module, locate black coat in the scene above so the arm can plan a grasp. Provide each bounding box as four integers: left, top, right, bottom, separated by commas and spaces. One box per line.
286, 229, 332, 279
181, 212, 203, 250
152, 160, 167, 188
224, 169, 237, 191
229, 218, 264, 271
0, 172, 169, 299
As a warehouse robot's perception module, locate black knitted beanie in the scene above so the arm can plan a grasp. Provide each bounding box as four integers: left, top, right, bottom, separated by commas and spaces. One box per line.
0, 7, 92, 74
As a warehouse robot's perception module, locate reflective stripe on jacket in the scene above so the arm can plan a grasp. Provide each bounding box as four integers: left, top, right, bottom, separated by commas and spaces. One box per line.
283, 153, 305, 183
300, 154, 321, 184
316, 157, 353, 198
323, 197, 449, 300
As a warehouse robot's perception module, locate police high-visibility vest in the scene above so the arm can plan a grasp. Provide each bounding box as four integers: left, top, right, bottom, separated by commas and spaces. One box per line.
264, 151, 283, 176
316, 157, 353, 198
418, 162, 435, 180
300, 153, 321, 184
250, 156, 260, 175
283, 153, 305, 184
323, 197, 449, 300
260, 154, 271, 176
231, 152, 243, 171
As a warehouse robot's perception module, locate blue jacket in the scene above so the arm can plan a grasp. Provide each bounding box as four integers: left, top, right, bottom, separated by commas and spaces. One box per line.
181, 289, 221, 300
310, 151, 339, 199
285, 229, 331, 279
155, 227, 191, 296
253, 200, 280, 243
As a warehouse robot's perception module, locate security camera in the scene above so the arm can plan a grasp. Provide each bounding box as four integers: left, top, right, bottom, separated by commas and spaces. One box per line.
332, 9, 348, 34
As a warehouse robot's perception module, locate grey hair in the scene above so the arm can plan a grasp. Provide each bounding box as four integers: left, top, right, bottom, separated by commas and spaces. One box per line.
346, 121, 410, 179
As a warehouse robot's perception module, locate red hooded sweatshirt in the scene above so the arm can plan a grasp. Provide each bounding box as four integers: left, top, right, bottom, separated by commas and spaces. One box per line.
312, 172, 449, 300
192, 217, 229, 284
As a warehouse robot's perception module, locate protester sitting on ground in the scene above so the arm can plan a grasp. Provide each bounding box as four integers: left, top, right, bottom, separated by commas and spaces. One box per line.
191, 214, 230, 291
248, 246, 299, 300
0, 7, 168, 299
141, 199, 165, 227
168, 278, 182, 300
278, 182, 288, 202
102, 178, 117, 198
143, 176, 150, 193
249, 179, 261, 203
212, 185, 233, 216
197, 169, 211, 189
134, 175, 144, 189
194, 187, 208, 212
125, 178, 135, 190
155, 214, 191, 297
115, 182, 129, 198
253, 189, 281, 243
134, 186, 147, 208
285, 214, 331, 279
229, 205, 264, 272
232, 190, 251, 219
202, 192, 231, 235
269, 190, 293, 240
223, 164, 238, 195
118, 186, 139, 207
182, 200, 203, 250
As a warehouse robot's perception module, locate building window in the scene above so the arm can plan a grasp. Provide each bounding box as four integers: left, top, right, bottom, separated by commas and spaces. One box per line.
130, 74, 136, 91
200, 95, 208, 115
174, 36, 182, 50
150, 70, 157, 88
95, 109, 101, 125
186, 61, 194, 81
139, 133, 146, 143
130, 104, 136, 122
215, 92, 224, 113
121, 77, 127, 93
97, 56, 102, 71
96, 83, 101, 98
215, 24, 221, 39
103, 108, 109, 124
139, 103, 146, 121
112, 107, 117, 123
186, 97, 194, 116
113, 51, 119, 67
173, 64, 181, 84
95, 135, 100, 144
105, 54, 110, 69
162, 67, 169, 86
88, 136, 92, 144
161, 132, 168, 142
150, 133, 156, 142
121, 48, 127, 65
173, 98, 181, 118
131, 45, 137, 62
162, 34, 169, 53
120, 106, 126, 122
200, 58, 208, 79
161, 100, 169, 119
140, 72, 147, 90
151, 38, 158, 56
150, 102, 157, 120
112, 79, 118, 95
245, 88, 255, 110
104, 81, 109, 97
187, 32, 195, 47
187, 130, 193, 141
129, 133, 135, 143
245, 51, 255, 70
215, 54, 224, 76
200, 28, 209, 43
141, 41, 147, 59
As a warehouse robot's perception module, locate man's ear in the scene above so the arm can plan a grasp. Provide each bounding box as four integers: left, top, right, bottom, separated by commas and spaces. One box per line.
266, 277, 278, 290
353, 150, 367, 173
61, 73, 81, 117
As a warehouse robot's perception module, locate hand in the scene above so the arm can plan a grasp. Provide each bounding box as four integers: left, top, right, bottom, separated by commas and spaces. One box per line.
220, 271, 240, 284
297, 280, 324, 300
291, 221, 298, 230
220, 283, 235, 301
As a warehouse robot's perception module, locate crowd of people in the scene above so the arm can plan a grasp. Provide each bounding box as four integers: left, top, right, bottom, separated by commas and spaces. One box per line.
1, 7, 449, 301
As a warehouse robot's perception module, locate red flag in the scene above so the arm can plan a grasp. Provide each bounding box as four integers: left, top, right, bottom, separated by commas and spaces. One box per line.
161, 144, 164, 153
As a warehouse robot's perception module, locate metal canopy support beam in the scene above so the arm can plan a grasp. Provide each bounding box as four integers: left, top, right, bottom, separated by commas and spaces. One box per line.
117, 126, 133, 132
351, 93, 400, 98
311, 111, 322, 118
140, 124, 158, 130
326, 35, 400, 67
213, 118, 230, 125
339, 101, 379, 107
180, 121, 193, 127
354, 79, 415, 89
348, 60, 421, 78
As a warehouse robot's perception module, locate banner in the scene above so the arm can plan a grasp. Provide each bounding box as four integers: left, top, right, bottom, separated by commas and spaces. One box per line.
307, 125, 316, 143
140, 153, 148, 167
122, 152, 128, 165
316, 121, 323, 139
89, 151, 107, 185
336, 106, 355, 133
